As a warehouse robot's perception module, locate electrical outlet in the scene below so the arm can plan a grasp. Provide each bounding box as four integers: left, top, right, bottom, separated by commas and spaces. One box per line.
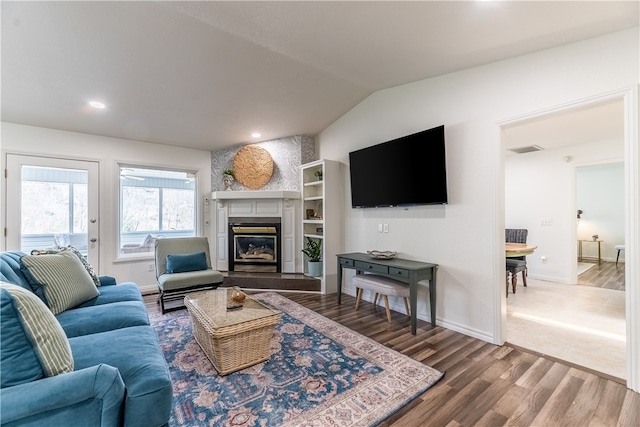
148, 263, 155, 272
540, 218, 553, 226
383, 224, 389, 233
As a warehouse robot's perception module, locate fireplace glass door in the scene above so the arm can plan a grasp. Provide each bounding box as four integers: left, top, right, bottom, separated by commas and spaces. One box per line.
230, 225, 280, 272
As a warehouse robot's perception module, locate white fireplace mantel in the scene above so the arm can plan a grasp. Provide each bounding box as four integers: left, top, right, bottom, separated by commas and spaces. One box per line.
209, 190, 301, 274
212, 190, 300, 201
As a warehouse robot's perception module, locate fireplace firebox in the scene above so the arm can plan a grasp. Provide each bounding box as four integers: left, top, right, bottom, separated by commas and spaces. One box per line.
228, 218, 281, 273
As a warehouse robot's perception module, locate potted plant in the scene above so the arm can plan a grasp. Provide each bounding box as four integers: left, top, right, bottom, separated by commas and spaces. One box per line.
222, 169, 235, 190
314, 169, 323, 181
302, 237, 322, 277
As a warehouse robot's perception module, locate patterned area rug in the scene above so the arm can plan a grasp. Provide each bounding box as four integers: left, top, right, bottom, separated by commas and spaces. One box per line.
149, 292, 443, 426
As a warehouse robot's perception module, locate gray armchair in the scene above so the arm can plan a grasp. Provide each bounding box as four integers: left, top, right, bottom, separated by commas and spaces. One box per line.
155, 237, 224, 313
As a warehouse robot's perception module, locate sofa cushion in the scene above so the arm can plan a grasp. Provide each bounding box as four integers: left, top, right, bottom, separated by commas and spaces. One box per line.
0, 283, 73, 388
31, 246, 101, 288
76, 282, 144, 307
20, 251, 100, 314
70, 326, 173, 427
56, 301, 150, 338
166, 251, 208, 274
158, 269, 224, 291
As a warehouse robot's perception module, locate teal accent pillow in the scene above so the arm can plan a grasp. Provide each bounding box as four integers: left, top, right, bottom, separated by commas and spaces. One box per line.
20, 251, 100, 314
0, 282, 73, 387
166, 252, 208, 274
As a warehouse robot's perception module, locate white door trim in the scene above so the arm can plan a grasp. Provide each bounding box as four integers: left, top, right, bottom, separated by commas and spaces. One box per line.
496, 86, 639, 391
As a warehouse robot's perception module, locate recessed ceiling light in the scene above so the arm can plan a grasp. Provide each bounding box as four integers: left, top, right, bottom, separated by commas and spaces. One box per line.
251, 132, 261, 138
89, 101, 106, 109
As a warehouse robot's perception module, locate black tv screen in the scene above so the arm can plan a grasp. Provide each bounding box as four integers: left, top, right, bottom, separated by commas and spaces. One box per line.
349, 125, 447, 208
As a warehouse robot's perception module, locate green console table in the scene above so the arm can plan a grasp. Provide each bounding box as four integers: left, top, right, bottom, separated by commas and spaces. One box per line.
336, 252, 438, 335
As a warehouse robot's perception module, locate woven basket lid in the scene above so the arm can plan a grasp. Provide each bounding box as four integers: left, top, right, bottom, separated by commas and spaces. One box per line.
233, 145, 274, 189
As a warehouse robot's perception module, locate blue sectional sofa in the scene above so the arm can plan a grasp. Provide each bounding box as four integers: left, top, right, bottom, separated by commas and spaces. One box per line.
0, 251, 173, 427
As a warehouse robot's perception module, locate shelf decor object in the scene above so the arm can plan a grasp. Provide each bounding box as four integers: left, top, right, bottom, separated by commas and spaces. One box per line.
222, 169, 235, 191
367, 250, 397, 260
302, 237, 323, 277
233, 145, 274, 189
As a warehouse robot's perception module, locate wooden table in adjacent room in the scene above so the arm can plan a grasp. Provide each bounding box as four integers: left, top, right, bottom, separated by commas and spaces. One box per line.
505, 242, 538, 258
336, 252, 438, 335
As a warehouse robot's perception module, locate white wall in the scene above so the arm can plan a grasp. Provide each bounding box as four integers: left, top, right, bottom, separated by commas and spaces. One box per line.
505, 141, 623, 283
316, 28, 638, 342
1, 122, 212, 290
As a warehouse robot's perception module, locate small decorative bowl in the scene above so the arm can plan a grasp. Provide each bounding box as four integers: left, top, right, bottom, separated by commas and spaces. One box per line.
231, 289, 246, 303
367, 250, 397, 260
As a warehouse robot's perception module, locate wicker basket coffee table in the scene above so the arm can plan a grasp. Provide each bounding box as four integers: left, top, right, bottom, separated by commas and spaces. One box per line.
184, 288, 281, 375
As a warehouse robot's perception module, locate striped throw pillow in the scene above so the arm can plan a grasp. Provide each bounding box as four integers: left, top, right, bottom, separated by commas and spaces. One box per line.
20, 251, 99, 314
31, 246, 101, 287
0, 282, 73, 386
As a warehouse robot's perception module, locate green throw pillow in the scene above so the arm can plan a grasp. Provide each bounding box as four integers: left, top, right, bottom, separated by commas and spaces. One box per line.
21, 251, 100, 314
31, 246, 100, 287
0, 282, 73, 385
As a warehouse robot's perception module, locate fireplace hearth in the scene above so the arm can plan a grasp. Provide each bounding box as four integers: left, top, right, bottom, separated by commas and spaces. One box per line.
228, 218, 281, 273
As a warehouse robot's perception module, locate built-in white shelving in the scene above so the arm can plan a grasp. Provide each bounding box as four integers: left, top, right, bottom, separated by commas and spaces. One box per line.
300, 159, 342, 294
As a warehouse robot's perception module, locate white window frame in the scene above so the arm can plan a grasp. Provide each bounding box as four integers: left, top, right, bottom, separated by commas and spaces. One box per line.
117, 164, 198, 259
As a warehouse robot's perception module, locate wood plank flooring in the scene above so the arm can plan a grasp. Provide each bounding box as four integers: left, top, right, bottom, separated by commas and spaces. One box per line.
578, 261, 625, 291
144, 292, 640, 427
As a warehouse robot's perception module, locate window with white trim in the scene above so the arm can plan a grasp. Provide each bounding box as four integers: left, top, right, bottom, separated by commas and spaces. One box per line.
119, 166, 196, 256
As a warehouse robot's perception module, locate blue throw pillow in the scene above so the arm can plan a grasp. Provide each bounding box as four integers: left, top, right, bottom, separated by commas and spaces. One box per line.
166, 252, 208, 274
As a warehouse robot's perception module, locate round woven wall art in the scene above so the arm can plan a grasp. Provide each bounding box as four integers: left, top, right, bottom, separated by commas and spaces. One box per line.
232, 145, 274, 189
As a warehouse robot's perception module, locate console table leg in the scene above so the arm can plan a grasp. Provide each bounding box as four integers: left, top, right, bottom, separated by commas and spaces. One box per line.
429, 267, 437, 327
337, 266, 343, 304
410, 282, 417, 335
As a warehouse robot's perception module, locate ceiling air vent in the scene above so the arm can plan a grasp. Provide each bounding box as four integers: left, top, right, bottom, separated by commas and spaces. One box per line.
508, 145, 544, 154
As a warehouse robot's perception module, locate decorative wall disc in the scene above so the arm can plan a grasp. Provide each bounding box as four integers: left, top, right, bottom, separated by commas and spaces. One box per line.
233, 145, 274, 189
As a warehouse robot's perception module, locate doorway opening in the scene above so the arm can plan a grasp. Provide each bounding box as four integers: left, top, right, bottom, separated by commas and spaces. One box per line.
500, 94, 630, 382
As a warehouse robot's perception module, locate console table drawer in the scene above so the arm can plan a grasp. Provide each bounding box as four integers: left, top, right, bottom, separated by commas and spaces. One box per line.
389, 268, 409, 279
354, 261, 388, 274
339, 258, 355, 267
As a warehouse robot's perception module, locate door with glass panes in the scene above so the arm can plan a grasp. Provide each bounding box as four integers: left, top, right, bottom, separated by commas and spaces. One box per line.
5, 155, 100, 269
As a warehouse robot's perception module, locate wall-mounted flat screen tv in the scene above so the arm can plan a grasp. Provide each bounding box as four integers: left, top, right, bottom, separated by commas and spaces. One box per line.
349, 125, 447, 208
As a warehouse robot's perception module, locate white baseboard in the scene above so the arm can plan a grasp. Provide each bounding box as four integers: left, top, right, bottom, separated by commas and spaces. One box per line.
434, 318, 495, 344
138, 283, 158, 295
346, 288, 496, 345
527, 274, 573, 284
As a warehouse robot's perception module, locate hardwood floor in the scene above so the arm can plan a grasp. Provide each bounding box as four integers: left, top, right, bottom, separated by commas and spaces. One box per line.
144, 291, 640, 427
578, 261, 625, 291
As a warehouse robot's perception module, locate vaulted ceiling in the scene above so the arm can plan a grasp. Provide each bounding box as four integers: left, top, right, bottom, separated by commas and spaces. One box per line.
2, 1, 638, 151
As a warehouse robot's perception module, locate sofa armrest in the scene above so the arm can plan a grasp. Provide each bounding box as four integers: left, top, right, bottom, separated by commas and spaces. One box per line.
0, 364, 125, 427
98, 276, 117, 287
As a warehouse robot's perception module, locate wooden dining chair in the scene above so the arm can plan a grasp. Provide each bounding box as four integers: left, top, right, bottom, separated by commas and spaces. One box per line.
506, 259, 527, 296
506, 227, 528, 270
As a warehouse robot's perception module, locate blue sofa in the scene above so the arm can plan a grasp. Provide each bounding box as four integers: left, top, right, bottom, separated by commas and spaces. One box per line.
0, 251, 173, 427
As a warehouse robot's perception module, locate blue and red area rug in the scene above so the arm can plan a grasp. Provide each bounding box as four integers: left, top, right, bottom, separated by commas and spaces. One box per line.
150, 292, 443, 426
